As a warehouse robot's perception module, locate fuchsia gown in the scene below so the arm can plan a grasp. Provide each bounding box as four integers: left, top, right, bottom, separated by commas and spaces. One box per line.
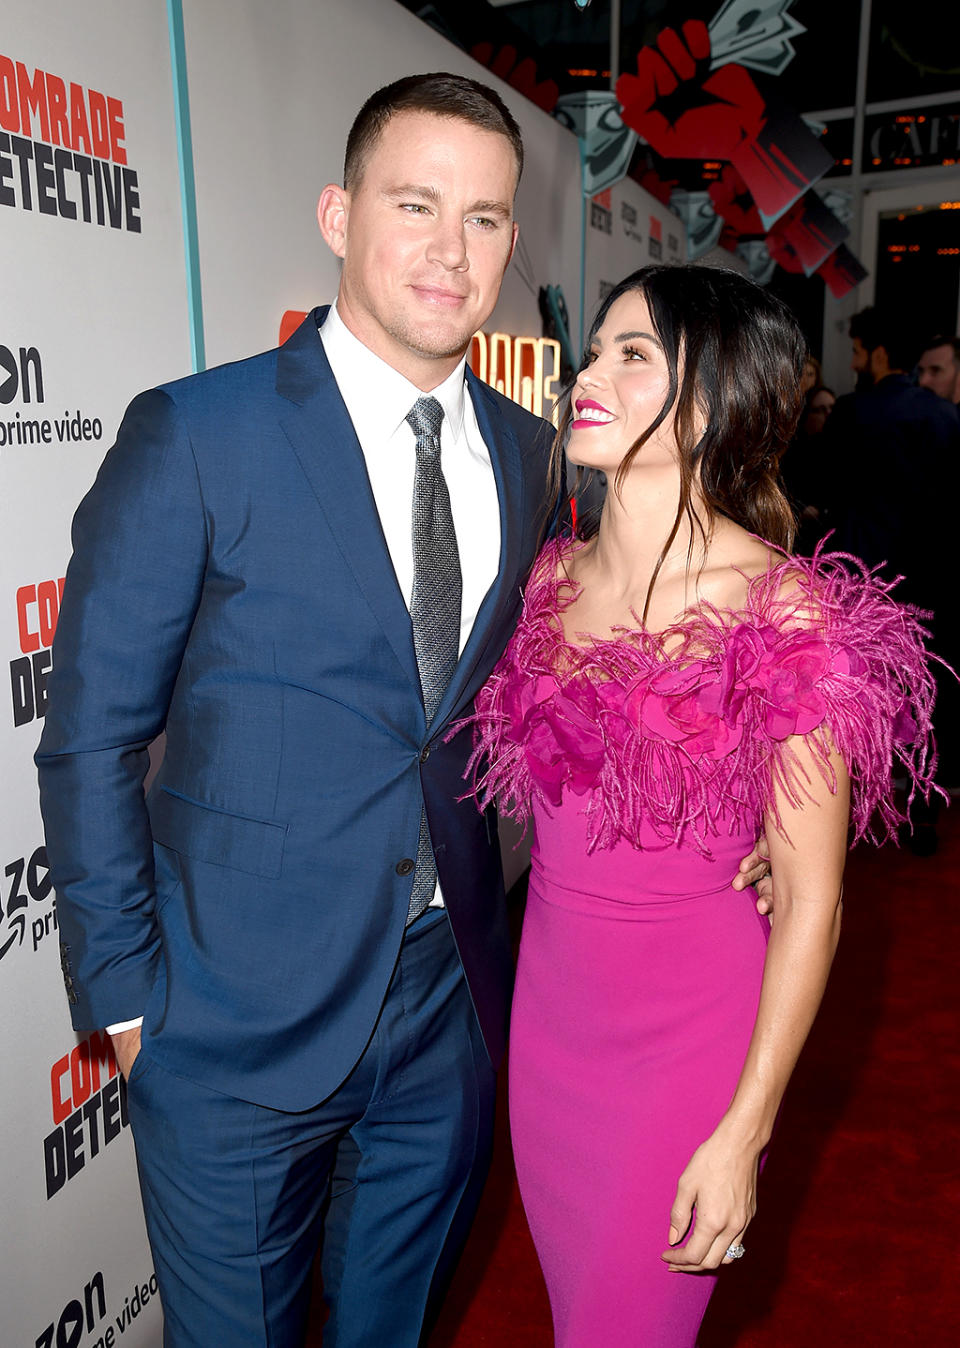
468, 538, 938, 1348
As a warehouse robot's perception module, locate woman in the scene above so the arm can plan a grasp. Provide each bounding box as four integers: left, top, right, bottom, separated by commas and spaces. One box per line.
804, 383, 836, 432
467, 266, 937, 1346
800, 351, 822, 396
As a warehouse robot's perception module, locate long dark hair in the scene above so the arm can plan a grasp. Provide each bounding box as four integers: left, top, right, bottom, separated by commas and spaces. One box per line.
547, 265, 805, 619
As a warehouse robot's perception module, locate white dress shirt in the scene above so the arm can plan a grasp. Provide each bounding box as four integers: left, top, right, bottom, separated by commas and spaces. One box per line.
319, 303, 501, 655
107, 304, 502, 1031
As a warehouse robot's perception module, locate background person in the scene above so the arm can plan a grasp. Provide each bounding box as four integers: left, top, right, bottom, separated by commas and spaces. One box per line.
800, 351, 822, 397
467, 266, 939, 1348
825, 306, 960, 851
781, 384, 836, 554
916, 334, 960, 407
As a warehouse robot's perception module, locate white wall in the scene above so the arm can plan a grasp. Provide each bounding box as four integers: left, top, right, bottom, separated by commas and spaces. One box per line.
2, 3, 190, 1342
181, 0, 585, 365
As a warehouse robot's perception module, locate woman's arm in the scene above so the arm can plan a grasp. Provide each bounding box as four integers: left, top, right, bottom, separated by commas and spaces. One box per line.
662, 733, 848, 1273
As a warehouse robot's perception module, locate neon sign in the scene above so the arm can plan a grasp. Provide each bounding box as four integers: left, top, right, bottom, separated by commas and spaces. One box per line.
470, 333, 562, 421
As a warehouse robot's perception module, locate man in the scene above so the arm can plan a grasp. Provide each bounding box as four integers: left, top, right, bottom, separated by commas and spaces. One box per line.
917, 335, 960, 407
834, 307, 960, 597
827, 307, 960, 850
38, 72, 771, 1347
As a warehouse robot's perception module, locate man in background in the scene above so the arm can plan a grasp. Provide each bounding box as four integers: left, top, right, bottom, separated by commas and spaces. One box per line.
917, 335, 960, 408
827, 307, 960, 852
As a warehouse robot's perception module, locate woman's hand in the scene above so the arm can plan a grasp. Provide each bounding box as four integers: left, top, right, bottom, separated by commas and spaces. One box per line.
732, 832, 774, 916
661, 1123, 762, 1273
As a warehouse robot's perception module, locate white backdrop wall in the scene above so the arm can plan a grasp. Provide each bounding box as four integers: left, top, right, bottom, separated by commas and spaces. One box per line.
582, 178, 690, 333
181, 0, 586, 367
2, 2, 688, 1341
182, 0, 688, 372
1, 3, 189, 1344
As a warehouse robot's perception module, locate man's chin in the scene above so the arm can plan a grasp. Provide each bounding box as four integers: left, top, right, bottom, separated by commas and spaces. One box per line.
399, 323, 475, 365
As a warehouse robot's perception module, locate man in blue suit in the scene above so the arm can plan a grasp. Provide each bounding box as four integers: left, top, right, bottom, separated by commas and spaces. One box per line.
38, 73, 551, 1347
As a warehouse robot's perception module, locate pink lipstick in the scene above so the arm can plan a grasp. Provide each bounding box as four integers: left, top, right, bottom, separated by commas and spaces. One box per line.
572, 397, 615, 429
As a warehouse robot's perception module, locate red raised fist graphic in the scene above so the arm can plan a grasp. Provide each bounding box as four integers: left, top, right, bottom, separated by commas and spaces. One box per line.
708, 165, 762, 237
471, 43, 558, 113
616, 20, 765, 163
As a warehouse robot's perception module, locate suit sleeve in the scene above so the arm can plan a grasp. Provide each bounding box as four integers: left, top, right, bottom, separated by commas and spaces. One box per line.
36, 388, 208, 1030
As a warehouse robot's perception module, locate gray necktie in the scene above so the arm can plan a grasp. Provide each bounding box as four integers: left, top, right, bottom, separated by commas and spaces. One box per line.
405, 395, 462, 924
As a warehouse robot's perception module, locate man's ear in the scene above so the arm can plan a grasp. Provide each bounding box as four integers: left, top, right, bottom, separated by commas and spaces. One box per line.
508, 221, 519, 266
318, 184, 348, 259
869, 345, 889, 380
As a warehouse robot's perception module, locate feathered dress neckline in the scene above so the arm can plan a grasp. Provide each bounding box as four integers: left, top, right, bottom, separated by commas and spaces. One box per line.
462, 536, 940, 855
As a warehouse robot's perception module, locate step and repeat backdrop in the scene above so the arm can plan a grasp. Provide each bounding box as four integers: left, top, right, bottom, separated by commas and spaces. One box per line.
2, 2, 683, 1342
2, 3, 190, 1344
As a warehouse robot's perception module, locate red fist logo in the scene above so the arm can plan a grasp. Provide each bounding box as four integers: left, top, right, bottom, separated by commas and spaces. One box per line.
616, 21, 765, 162
708, 165, 763, 237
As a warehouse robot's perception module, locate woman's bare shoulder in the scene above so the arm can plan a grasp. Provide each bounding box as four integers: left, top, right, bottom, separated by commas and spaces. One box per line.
696, 526, 787, 609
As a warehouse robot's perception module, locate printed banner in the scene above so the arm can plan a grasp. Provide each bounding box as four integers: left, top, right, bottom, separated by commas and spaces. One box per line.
1, 4, 191, 1343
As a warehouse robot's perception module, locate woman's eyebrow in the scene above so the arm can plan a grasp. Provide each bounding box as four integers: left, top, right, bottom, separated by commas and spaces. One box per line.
612, 329, 662, 347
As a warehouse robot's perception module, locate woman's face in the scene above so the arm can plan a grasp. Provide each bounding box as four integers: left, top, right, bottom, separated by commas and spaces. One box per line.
800, 358, 818, 395
567, 290, 679, 475
804, 387, 835, 435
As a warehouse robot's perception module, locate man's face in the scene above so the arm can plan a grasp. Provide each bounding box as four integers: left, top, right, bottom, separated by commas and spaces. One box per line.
851, 336, 870, 375
917, 343, 960, 403
319, 111, 519, 389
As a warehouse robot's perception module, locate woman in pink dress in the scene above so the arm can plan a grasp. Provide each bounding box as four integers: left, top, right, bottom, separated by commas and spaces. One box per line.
468, 266, 938, 1346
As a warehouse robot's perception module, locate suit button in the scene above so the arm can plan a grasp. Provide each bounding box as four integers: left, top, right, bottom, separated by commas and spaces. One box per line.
396, 858, 415, 876
420, 746, 431, 763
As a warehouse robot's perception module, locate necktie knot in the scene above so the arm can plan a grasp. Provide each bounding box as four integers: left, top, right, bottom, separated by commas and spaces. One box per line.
406, 396, 444, 462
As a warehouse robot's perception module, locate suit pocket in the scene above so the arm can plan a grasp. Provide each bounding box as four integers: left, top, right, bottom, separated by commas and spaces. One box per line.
148, 786, 287, 879
125, 1044, 154, 1087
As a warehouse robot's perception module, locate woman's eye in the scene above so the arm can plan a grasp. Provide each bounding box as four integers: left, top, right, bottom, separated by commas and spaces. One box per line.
623, 346, 645, 361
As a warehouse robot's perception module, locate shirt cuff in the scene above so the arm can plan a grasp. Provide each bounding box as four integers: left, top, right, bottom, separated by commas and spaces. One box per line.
106, 1017, 144, 1034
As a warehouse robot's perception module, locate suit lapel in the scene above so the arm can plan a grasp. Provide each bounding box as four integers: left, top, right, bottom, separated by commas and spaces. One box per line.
276, 309, 422, 698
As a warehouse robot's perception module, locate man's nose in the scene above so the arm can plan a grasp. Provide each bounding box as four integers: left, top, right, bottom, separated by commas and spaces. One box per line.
426, 219, 468, 270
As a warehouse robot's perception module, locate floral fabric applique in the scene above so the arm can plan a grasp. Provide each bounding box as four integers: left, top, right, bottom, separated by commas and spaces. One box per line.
464, 538, 940, 855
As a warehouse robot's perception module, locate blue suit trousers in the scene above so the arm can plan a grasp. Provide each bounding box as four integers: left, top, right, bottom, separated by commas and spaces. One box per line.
126, 910, 496, 1347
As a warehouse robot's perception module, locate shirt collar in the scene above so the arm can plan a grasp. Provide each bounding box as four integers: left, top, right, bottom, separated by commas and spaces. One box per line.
319, 302, 467, 444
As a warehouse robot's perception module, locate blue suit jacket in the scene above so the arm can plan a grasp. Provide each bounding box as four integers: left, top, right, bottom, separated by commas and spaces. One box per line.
37, 309, 552, 1110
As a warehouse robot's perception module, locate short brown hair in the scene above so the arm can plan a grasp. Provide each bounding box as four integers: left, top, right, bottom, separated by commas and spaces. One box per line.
343, 72, 524, 190
921, 334, 960, 365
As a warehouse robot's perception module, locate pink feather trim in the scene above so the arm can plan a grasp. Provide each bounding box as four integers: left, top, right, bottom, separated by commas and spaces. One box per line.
460, 537, 944, 855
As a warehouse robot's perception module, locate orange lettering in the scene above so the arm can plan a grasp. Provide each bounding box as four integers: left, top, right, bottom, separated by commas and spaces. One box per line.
46, 73, 69, 148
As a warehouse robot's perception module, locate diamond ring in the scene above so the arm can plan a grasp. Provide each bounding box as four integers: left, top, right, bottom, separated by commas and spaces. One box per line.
725, 1243, 746, 1260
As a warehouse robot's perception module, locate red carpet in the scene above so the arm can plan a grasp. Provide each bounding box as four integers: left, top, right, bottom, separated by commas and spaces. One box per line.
311, 809, 960, 1345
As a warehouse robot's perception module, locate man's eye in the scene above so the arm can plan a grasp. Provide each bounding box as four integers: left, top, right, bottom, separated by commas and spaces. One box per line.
402, 203, 430, 214
471, 216, 497, 229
